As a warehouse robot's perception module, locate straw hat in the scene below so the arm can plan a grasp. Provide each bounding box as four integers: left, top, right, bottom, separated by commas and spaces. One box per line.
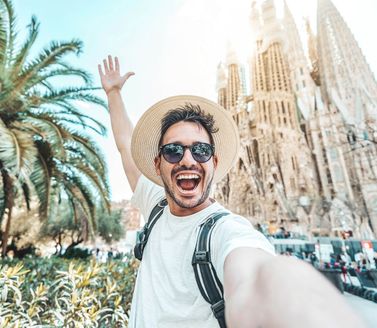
131, 95, 240, 186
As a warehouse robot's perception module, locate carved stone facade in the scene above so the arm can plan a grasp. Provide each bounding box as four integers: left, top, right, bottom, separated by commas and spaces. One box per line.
214, 0, 377, 238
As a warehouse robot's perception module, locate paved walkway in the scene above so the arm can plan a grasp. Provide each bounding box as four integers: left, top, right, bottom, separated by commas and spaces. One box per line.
344, 293, 377, 328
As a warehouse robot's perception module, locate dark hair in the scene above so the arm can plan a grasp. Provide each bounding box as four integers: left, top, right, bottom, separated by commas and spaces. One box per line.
158, 103, 219, 146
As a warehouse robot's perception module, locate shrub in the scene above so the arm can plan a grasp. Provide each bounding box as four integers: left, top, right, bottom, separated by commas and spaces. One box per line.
0, 254, 138, 327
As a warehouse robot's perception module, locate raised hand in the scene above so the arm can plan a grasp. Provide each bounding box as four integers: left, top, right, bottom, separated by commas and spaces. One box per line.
98, 55, 134, 95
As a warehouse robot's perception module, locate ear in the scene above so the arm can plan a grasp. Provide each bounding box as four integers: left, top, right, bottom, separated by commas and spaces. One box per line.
213, 154, 218, 169
154, 156, 161, 176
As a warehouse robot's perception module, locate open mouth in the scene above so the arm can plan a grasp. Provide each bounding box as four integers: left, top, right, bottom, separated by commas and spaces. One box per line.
176, 173, 201, 192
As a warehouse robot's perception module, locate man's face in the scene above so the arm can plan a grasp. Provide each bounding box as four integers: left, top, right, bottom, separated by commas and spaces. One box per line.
155, 121, 218, 216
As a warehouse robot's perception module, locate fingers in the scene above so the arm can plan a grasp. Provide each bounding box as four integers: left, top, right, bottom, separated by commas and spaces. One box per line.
108, 55, 114, 71
103, 58, 109, 73
98, 64, 104, 77
100, 55, 117, 73
123, 71, 135, 83
99, 56, 134, 80
115, 56, 120, 72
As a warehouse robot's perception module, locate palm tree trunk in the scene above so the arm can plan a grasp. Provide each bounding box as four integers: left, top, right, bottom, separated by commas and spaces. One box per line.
1, 207, 13, 257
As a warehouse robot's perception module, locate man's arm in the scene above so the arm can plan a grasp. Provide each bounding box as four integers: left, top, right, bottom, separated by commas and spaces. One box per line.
224, 247, 365, 328
98, 55, 140, 191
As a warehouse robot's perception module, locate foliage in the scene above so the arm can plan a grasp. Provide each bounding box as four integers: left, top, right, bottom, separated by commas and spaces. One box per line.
39, 204, 125, 256
0, 255, 139, 327
0, 0, 110, 256
97, 208, 125, 244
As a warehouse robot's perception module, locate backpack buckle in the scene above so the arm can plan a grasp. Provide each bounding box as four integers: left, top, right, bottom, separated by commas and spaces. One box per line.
134, 226, 149, 260
211, 300, 225, 319
192, 250, 210, 264
158, 199, 168, 207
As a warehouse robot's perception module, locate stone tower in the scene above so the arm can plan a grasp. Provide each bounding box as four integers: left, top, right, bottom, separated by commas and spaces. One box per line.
317, 0, 377, 126
214, 0, 377, 238
282, 0, 315, 120
250, 0, 318, 231
315, 0, 377, 235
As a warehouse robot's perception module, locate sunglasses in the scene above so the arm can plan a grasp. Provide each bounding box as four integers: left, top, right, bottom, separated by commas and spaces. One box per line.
159, 142, 215, 164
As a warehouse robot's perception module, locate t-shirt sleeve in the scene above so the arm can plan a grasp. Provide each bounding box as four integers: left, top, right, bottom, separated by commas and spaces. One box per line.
211, 215, 276, 283
131, 175, 165, 220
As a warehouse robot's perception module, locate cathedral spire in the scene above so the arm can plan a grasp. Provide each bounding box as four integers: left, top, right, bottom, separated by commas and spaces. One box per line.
317, 0, 377, 124
216, 62, 227, 109
282, 0, 315, 120
249, 1, 261, 37
225, 44, 244, 111
258, 0, 285, 53
305, 18, 320, 87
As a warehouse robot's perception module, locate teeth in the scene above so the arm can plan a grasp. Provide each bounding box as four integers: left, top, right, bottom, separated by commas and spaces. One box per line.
177, 174, 200, 180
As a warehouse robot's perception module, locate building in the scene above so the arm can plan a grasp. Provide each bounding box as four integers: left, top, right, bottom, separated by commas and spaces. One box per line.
111, 200, 141, 251
215, 0, 377, 239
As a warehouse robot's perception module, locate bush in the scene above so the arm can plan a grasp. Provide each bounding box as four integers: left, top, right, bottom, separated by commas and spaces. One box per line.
0, 254, 139, 327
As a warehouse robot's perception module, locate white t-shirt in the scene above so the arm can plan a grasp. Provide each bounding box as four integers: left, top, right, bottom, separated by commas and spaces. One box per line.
129, 175, 275, 328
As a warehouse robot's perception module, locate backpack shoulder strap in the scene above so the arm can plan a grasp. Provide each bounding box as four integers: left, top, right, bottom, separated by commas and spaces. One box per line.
192, 212, 229, 328
134, 198, 167, 260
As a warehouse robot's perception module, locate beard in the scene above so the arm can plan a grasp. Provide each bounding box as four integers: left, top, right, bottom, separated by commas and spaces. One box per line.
161, 174, 214, 210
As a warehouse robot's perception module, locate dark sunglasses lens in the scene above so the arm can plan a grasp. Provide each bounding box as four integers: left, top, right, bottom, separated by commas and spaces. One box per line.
162, 144, 184, 163
191, 143, 213, 162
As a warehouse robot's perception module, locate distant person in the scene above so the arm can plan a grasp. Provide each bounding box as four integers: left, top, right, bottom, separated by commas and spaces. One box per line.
309, 252, 318, 267
98, 55, 365, 328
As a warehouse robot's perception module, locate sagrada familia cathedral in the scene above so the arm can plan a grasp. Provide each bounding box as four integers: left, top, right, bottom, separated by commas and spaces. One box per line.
214, 0, 377, 239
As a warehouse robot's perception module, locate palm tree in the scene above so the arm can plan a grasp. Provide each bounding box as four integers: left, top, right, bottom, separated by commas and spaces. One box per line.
0, 0, 110, 256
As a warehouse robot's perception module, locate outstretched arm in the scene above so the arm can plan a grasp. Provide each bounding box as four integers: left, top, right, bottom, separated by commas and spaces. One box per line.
224, 248, 365, 328
98, 55, 140, 192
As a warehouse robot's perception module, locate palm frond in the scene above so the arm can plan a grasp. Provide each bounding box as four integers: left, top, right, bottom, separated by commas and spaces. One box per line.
11, 15, 39, 77
0, 0, 17, 69
65, 160, 110, 211
41, 87, 107, 108
65, 141, 107, 179
15, 39, 83, 90
0, 119, 37, 179
21, 182, 30, 210
0, 167, 6, 225
21, 67, 93, 93
28, 101, 107, 136
29, 152, 51, 219
0, 2, 8, 66
45, 64, 93, 84
10, 123, 38, 180
21, 115, 66, 157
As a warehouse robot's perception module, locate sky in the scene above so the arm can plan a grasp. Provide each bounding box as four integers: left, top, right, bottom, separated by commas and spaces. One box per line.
14, 0, 377, 201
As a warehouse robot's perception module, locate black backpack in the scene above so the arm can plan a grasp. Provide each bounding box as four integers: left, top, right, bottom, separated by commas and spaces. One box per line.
134, 199, 228, 328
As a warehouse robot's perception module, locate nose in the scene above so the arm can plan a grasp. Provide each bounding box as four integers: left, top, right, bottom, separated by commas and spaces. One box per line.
179, 147, 197, 166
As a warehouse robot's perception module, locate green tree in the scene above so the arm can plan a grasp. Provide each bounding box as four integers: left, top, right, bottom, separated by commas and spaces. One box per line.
97, 208, 125, 244
39, 204, 125, 256
0, 0, 110, 256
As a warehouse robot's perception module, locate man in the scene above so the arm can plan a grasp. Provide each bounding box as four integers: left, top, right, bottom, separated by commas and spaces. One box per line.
98, 55, 365, 328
